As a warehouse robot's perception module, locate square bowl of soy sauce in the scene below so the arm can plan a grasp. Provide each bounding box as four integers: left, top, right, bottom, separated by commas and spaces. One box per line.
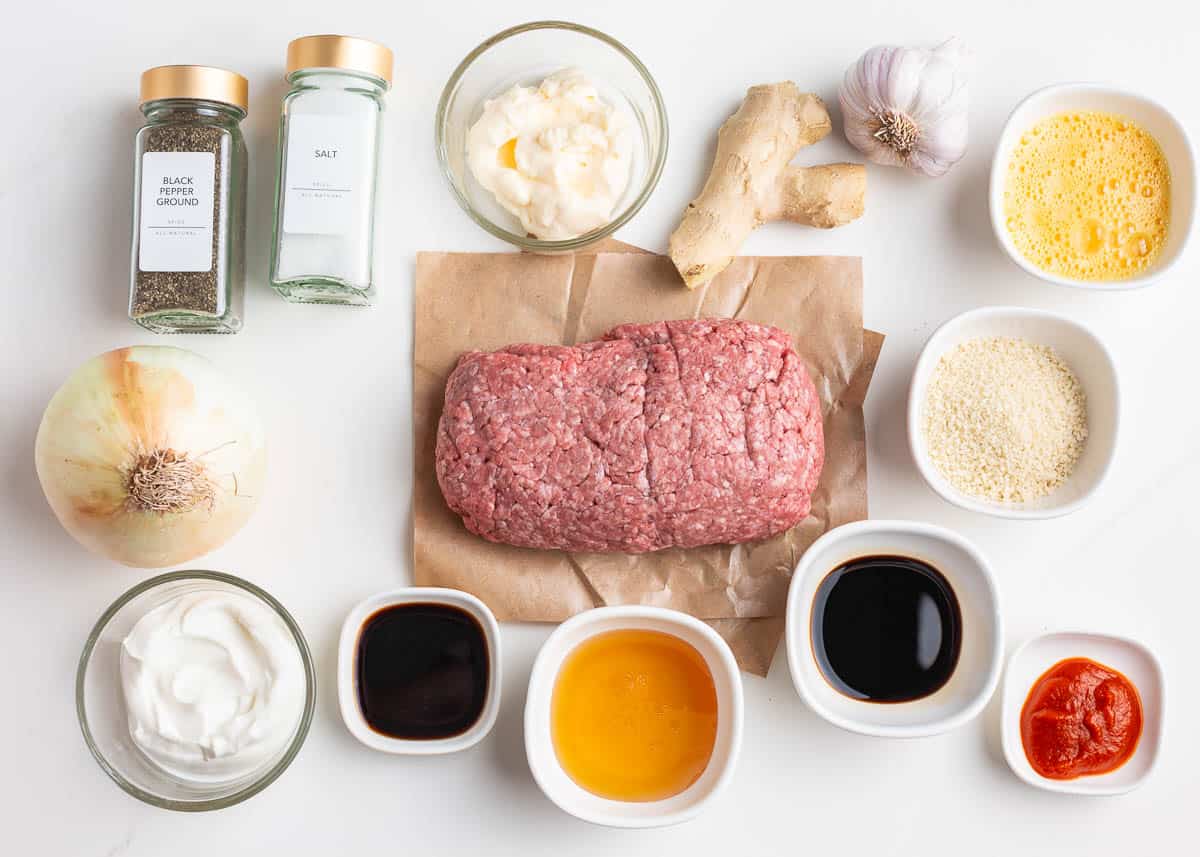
785, 519, 1003, 739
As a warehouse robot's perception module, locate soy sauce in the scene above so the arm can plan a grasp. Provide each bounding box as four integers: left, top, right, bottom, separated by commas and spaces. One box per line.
811, 555, 961, 703
356, 602, 490, 739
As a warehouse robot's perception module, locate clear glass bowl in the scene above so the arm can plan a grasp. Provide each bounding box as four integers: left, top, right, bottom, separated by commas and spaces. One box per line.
435, 20, 668, 252
76, 570, 316, 811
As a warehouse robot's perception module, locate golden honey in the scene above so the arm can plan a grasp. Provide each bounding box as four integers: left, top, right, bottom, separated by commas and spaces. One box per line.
550, 629, 718, 802
1003, 111, 1170, 281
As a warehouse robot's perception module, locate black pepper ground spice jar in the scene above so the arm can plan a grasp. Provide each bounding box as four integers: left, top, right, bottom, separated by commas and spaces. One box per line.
129, 66, 248, 333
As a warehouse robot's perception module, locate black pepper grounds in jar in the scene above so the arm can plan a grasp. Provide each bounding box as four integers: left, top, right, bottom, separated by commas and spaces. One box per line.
129, 66, 248, 334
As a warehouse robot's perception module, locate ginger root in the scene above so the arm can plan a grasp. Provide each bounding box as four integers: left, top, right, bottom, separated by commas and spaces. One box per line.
669, 82, 866, 290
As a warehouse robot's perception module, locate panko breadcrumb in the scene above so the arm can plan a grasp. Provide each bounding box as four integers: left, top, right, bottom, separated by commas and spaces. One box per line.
922, 337, 1088, 503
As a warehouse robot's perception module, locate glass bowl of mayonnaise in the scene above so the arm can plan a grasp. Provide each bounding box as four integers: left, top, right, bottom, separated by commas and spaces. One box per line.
76, 570, 315, 811
436, 20, 668, 252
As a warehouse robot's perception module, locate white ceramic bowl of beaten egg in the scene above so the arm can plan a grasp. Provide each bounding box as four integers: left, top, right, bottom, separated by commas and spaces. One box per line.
524, 606, 743, 828
908, 306, 1120, 519
785, 520, 1003, 739
989, 82, 1195, 289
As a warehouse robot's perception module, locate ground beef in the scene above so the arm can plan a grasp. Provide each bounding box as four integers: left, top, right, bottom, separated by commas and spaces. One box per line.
434, 319, 825, 553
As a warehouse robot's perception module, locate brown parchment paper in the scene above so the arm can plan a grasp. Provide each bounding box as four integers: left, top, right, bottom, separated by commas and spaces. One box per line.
413, 244, 881, 675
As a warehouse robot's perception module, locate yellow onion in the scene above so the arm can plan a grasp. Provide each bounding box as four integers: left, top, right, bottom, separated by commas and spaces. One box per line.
35, 346, 266, 568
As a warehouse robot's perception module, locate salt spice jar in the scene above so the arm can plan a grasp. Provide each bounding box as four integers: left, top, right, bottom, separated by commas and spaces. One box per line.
270, 35, 393, 306
129, 66, 249, 333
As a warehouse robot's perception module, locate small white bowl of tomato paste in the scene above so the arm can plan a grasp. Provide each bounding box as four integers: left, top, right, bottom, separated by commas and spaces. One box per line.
1001, 630, 1164, 795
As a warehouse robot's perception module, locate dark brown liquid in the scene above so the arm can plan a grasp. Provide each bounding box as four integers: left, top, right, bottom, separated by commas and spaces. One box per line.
811, 555, 962, 703
356, 602, 490, 739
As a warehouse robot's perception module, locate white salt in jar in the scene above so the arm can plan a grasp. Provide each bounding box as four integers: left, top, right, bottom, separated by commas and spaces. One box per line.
270, 35, 392, 306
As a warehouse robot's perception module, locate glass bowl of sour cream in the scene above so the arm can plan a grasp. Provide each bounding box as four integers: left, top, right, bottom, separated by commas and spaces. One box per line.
76, 570, 315, 811
436, 20, 668, 252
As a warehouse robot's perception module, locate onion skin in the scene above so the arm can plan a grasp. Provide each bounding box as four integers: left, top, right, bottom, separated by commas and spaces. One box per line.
34, 346, 266, 568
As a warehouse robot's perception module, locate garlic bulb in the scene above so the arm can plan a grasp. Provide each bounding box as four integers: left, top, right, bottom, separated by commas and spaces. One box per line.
35, 346, 265, 568
838, 38, 969, 177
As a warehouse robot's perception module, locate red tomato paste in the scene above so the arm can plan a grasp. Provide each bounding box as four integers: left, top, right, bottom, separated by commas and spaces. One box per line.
1020, 657, 1143, 780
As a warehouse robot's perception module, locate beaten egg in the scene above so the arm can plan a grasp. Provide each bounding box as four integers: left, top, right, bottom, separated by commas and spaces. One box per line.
551, 629, 718, 802
1003, 111, 1170, 281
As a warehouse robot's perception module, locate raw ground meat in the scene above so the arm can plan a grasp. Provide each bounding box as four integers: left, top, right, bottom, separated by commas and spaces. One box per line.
434, 318, 825, 553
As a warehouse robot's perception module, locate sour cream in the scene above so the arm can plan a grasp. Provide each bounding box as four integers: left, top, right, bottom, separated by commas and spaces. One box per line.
120, 590, 307, 782
467, 68, 634, 240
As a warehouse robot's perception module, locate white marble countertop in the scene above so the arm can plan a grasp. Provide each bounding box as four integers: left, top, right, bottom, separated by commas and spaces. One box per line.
2, 0, 1196, 853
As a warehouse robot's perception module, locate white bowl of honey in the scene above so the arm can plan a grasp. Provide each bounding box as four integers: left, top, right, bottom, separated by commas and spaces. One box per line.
524, 606, 743, 828
989, 83, 1195, 289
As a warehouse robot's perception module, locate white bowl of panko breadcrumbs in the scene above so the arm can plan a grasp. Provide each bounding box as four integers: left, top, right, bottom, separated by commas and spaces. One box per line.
908, 307, 1119, 519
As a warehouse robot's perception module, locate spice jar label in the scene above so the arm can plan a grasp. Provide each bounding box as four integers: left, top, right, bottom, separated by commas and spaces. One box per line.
282, 114, 362, 235
138, 152, 216, 273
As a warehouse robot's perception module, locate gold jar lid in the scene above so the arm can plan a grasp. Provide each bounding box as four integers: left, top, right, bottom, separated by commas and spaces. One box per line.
286, 35, 393, 85
140, 65, 249, 111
